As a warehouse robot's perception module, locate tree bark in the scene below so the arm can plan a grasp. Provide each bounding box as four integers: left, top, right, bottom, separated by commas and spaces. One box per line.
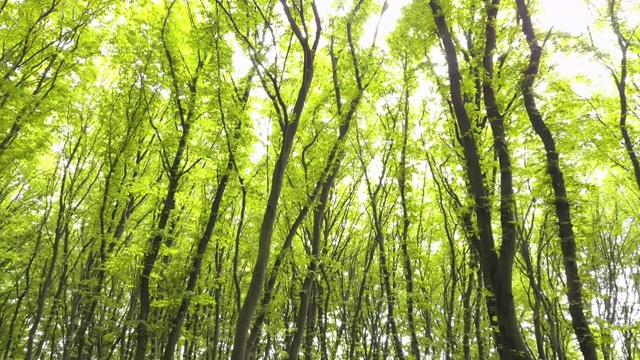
428, 1, 533, 358
515, 1, 598, 359
288, 18, 364, 359
398, 56, 421, 360
230, 2, 321, 358
607, 0, 640, 190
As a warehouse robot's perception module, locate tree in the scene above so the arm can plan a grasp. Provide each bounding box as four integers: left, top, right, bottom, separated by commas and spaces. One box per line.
1, 0, 639, 359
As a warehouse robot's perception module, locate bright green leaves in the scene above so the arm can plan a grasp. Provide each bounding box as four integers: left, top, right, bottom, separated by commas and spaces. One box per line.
2, 1, 640, 359
0, 0, 108, 163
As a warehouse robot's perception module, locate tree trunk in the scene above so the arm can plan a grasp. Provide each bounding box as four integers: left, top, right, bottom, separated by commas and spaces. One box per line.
515, 1, 598, 359
230, 3, 321, 358
428, 1, 533, 358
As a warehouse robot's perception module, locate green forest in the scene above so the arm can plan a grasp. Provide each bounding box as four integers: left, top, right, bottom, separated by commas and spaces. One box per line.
1, 0, 639, 359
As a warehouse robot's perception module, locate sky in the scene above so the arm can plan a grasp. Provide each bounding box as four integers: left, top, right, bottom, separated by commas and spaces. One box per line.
316, 0, 614, 93
244, 0, 623, 167
239, 0, 610, 82
346, 0, 597, 47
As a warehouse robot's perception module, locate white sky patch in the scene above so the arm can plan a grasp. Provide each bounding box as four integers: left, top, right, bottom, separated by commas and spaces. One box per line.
229, 33, 252, 79
539, 0, 594, 34
315, 0, 411, 50
314, 0, 339, 18
360, 1, 409, 49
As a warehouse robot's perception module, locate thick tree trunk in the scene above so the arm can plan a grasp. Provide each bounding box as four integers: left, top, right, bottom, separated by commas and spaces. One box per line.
428, 1, 532, 358
482, 1, 532, 358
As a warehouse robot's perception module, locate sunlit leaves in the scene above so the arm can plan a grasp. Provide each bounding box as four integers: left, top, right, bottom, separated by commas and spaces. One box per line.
0, 0, 640, 359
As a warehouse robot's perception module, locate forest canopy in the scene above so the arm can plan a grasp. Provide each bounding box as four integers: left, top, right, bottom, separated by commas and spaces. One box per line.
1, 0, 639, 359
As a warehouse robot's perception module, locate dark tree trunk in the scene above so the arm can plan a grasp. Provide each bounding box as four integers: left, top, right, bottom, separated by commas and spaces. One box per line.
515, 1, 598, 359
608, 0, 640, 191
162, 161, 231, 360
230, 3, 321, 358
398, 57, 420, 360
427, 1, 533, 358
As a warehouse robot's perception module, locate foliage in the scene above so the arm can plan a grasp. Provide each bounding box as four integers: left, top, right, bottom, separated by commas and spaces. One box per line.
0, 0, 639, 359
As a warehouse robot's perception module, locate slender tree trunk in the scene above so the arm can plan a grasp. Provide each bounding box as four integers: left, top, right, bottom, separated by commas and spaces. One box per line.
521, 236, 548, 360
303, 282, 318, 360
133, 127, 189, 360
26, 136, 81, 360
475, 268, 486, 360
371, 200, 404, 360
463, 269, 474, 360
230, 3, 321, 358
515, 2, 598, 359
209, 254, 222, 360
75, 189, 137, 360
3, 202, 49, 360
287, 41, 362, 358
398, 58, 420, 360
348, 241, 376, 359
163, 25, 252, 356
134, 3, 204, 356
288, 185, 332, 360
607, 0, 640, 190
162, 162, 231, 360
